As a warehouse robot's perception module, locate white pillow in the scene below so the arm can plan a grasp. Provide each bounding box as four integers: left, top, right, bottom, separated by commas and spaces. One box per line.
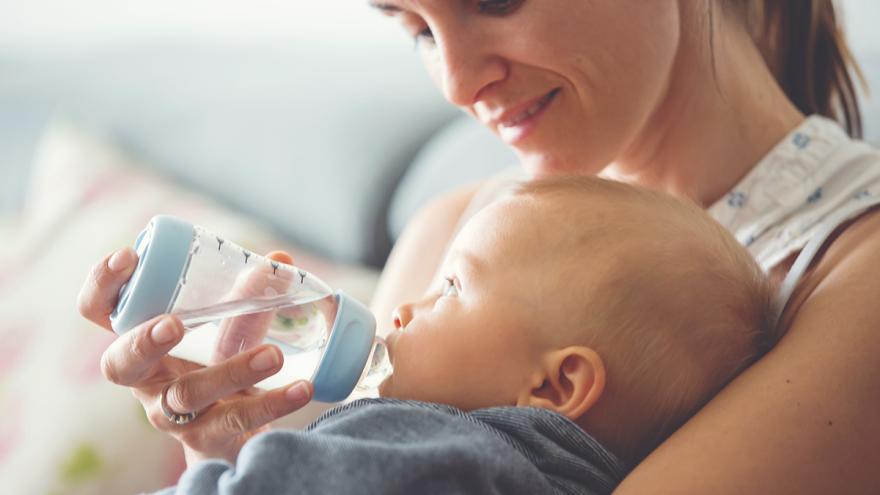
0, 120, 378, 494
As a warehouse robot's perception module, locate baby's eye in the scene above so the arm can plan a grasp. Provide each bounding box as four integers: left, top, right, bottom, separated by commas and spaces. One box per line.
415, 26, 435, 45
442, 277, 459, 297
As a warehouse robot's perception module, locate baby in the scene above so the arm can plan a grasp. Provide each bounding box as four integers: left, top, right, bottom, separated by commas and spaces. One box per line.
158, 176, 778, 495
380, 175, 778, 464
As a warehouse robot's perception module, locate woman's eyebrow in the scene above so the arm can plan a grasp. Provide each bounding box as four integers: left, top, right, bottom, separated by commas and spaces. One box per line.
368, 1, 402, 13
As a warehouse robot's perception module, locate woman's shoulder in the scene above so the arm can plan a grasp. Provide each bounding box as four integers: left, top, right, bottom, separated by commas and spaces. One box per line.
779, 201, 880, 331
453, 166, 524, 222
407, 166, 523, 240
400, 181, 485, 250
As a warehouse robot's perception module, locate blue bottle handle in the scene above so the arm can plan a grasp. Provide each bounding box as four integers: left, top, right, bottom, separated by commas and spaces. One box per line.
310, 292, 377, 403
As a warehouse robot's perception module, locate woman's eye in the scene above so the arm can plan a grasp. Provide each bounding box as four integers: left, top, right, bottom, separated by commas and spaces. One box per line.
477, 0, 522, 14
409, 1, 520, 45
442, 277, 459, 297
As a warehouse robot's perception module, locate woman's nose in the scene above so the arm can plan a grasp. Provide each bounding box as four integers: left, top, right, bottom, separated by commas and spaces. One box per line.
432, 29, 508, 107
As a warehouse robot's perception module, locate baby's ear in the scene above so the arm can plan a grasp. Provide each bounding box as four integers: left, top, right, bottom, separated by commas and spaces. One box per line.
517, 347, 606, 420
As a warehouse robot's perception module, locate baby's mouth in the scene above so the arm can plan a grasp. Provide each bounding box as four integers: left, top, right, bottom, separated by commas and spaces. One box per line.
384, 330, 400, 363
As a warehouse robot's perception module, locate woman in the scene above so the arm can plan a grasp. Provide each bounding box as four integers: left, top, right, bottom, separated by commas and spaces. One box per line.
79, 0, 880, 492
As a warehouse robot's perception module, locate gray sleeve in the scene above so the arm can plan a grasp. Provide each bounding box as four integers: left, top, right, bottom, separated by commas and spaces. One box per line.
153, 402, 556, 495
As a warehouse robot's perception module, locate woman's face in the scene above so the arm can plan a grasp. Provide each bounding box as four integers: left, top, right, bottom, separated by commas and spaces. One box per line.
372, 0, 682, 177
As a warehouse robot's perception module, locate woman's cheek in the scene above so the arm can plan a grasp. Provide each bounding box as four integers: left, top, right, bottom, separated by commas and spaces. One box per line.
385, 315, 457, 400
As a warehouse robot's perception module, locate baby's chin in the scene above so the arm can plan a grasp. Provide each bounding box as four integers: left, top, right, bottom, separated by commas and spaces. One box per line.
376, 375, 395, 398
376, 374, 418, 402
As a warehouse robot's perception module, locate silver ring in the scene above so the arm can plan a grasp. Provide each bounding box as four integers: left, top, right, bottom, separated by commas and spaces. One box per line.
161, 383, 200, 426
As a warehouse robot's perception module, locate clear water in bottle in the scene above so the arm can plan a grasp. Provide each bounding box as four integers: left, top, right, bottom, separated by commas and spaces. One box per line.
110, 215, 390, 402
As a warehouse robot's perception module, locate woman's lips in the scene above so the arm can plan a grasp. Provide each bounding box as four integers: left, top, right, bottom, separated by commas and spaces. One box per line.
496, 88, 561, 145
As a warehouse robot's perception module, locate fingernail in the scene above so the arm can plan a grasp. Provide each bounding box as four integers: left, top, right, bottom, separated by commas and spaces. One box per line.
108, 248, 134, 272
249, 348, 280, 372
151, 317, 179, 345
286, 382, 310, 403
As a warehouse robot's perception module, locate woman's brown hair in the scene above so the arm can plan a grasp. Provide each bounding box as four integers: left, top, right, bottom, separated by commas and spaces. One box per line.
721, 0, 867, 138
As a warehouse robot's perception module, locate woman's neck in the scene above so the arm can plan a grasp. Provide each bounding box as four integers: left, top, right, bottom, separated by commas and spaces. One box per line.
603, 11, 805, 208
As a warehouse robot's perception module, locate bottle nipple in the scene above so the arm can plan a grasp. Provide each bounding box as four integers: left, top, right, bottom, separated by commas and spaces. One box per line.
356, 337, 393, 391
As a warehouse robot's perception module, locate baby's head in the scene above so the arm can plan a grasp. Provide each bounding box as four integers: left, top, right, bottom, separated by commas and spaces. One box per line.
381, 176, 777, 464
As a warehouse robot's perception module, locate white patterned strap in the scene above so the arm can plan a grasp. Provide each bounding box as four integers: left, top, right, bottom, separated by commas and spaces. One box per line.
775, 195, 880, 325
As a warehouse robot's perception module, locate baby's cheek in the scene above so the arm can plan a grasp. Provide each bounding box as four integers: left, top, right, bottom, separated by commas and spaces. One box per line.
388, 356, 443, 401
380, 340, 420, 399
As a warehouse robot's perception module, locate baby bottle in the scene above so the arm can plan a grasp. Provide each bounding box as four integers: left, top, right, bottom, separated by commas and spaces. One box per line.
109, 215, 391, 403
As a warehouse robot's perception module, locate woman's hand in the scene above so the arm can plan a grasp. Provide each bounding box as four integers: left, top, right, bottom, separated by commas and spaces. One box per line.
77, 247, 313, 465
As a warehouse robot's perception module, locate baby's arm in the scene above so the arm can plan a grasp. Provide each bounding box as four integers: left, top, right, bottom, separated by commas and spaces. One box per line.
153, 400, 552, 494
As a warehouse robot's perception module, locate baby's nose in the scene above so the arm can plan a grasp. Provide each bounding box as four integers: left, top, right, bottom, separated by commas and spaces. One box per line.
392, 305, 413, 330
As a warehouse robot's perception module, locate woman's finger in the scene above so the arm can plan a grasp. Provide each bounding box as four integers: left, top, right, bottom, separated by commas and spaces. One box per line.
202, 380, 313, 438
77, 247, 138, 329
163, 344, 285, 414
266, 250, 294, 266
211, 250, 295, 362
100, 315, 183, 386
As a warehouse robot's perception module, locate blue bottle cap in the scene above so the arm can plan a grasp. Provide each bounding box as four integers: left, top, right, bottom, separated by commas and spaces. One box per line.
110, 215, 194, 334
311, 292, 377, 403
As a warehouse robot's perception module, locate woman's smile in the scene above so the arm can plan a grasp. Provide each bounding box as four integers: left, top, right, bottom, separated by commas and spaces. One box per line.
491, 88, 561, 145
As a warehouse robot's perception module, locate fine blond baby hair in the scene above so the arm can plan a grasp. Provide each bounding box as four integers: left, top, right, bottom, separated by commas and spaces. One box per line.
513, 175, 779, 463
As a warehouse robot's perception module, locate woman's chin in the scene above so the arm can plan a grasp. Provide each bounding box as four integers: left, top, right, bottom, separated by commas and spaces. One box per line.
521, 152, 605, 179
522, 155, 576, 178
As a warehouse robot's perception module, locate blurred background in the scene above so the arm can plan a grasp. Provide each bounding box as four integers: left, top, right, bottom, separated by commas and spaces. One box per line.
0, 1, 877, 493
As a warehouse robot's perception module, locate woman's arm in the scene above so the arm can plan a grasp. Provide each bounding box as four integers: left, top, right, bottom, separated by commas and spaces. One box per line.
615, 210, 880, 494
370, 182, 483, 332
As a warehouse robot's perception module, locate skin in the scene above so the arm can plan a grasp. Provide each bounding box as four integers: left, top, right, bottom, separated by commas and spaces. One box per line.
370, 0, 801, 206
380, 188, 745, 464
380, 196, 608, 421
366, 0, 880, 493
78, 250, 314, 465
77, 0, 880, 490
380, 198, 547, 410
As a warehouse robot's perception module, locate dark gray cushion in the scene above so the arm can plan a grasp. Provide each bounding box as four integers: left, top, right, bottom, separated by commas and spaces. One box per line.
858, 50, 880, 146
388, 116, 517, 241
0, 42, 458, 266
